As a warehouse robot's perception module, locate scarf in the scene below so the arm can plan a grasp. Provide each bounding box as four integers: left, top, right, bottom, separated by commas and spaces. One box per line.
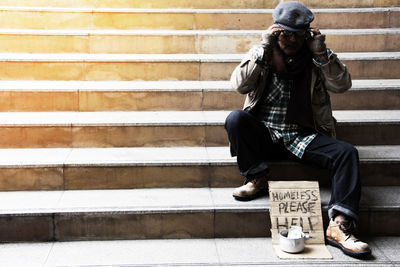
269, 44, 314, 130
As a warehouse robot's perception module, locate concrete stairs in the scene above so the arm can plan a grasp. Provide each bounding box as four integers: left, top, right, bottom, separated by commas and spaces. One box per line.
0, 0, 399, 265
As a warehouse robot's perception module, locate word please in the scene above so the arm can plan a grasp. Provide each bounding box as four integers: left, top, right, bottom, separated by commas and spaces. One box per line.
278, 201, 317, 214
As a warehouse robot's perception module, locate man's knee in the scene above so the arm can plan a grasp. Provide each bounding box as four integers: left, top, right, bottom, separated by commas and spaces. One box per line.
340, 142, 359, 158
225, 110, 248, 131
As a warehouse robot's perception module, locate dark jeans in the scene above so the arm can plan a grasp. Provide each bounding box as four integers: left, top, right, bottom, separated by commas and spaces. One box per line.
225, 110, 361, 221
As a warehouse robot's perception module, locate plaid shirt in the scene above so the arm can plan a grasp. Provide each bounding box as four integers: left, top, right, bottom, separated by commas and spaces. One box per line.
258, 72, 317, 158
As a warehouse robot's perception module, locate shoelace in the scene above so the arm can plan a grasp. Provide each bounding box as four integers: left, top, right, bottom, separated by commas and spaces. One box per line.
339, 220, 361, 242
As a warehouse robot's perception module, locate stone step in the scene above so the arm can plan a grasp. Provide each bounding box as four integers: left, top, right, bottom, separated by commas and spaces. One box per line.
0, 186, 398, 241
0, 28, 399, 53
0, 52, 398, 80
0, 110, 398, 148
0, 0, 398, 8
0, 146, 398, 191
0, 7, 398, 30
1, 237, 398, 266
0, 80, 398, 111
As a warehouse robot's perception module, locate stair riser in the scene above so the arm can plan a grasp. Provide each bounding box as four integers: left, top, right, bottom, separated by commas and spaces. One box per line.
0, 60, 398, 80
0, 10, 398, 30
0, 0, 396, 8
0, 90, 206, 112
0, 89, 398, 112
0, 209, 398, 242
0, 161, 398, 191
1, 34, 398, 54
0, 123, 397, 148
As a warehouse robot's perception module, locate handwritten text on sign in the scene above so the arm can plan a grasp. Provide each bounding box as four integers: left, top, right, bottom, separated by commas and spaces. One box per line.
269, 181, 324, 245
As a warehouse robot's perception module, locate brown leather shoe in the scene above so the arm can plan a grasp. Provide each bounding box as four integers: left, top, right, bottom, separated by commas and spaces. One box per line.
232, 175, 268, 201
326, 216, 371, 258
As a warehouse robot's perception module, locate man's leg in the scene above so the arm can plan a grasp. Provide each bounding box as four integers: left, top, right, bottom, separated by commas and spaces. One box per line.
301, 134, 371, 258
301, 134, 360, 220
224, 110, 286, 200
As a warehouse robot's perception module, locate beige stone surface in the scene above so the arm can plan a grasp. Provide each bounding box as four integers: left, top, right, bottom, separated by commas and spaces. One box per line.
72, 126, 206, 147
0, 91, 78, 112
90, 35, 195, 54
326, 34, 400, 52
79, 91, 202, 111
0, 127, 72, 148
205, 126, 228, 146
198, 35, 256, 54
0, 167, 64, 191
368, 211, 400, 235
93, 13, 195, 30
97, 0, 193, 8
0, 34, 89, 53
203, 91, 244, 110
375, 0, 400, 6
331, 90, 400, 110
390, 11, 400, 27
215, 212, 270, 238
313, 12, 389, 29
200, 62, 236, 80
194, 0, 269, 9
0, 215, 54, 242
55, 212, 214, 240
195, 13, 273, 30
208, 165, 243, 187
0, 62, 84, 80
0, 0, 95, 7
344, 59, 400, 79
0, 10, 91, 29
297, 0, 375, 8
85, 62, 200, 81
64, 165, 210, 189
385, 34, 400, 51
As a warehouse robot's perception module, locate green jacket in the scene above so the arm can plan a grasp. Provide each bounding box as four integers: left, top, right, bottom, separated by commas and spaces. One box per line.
230, 47, 352, 138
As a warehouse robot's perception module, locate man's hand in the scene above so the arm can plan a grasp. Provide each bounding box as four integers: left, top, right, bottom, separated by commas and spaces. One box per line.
261, 24, 283, 47
261, 24, 283, 62
306, 27, 327, 55
306, 27, 329, 64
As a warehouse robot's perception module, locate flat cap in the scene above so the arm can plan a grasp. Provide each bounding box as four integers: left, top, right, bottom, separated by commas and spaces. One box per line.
273, 1, 314, 32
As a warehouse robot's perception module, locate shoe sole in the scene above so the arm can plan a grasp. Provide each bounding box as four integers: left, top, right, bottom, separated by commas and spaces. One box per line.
326, 237, 371, 259
232, 189, 268, 202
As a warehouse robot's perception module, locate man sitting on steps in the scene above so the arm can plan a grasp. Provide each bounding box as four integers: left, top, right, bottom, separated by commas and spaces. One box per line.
224, 1, 371, 258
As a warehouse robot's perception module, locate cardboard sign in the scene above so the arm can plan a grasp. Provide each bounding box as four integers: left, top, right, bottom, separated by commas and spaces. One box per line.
269, 181, 332, 259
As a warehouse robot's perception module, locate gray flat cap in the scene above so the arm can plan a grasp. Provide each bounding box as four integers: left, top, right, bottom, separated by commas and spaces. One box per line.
273, 1, 314, 32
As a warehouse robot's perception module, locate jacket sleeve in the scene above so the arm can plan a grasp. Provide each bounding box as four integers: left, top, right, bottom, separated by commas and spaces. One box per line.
314, 49, 352, 93
230, 46, 268, 94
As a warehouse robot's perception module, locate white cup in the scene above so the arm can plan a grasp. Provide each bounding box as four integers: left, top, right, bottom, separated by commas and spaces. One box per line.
279, 229, 310, 253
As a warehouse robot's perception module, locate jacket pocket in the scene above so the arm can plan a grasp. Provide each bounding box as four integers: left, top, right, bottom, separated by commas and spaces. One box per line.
312, 86, 329, 105
313, 102, 335, 137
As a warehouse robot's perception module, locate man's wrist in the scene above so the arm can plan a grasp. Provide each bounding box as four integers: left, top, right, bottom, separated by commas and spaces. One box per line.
313, 49, 333, 66
250, 45, 264, 62
314, 51, 329, 64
